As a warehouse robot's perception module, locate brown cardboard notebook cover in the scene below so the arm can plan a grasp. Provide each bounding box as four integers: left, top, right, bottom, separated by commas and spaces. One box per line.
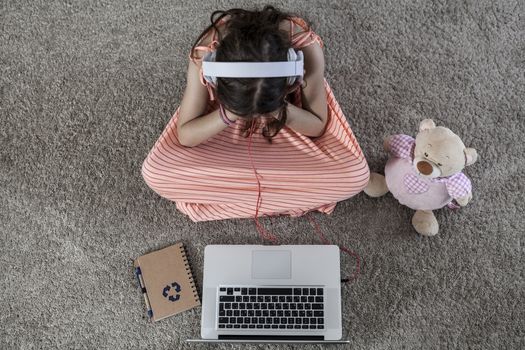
134, 242, 200, 321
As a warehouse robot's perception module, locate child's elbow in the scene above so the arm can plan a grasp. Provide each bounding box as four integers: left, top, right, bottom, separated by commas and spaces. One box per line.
176, 126, 198, 147
311, 118, 328, 138
178, 135, 198, 148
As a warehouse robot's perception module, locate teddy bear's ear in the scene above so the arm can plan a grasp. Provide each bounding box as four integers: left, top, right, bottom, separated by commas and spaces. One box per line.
419, 119, 436, 132
464, 148, 478, 166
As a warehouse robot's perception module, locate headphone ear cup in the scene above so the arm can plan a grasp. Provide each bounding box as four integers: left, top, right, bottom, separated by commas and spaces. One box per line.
286, 48, 298, 86
202, 51, 218, 86
295, 50, 304, 85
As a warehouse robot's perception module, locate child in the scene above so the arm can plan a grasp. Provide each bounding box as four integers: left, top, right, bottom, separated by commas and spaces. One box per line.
142, 5, 370, 222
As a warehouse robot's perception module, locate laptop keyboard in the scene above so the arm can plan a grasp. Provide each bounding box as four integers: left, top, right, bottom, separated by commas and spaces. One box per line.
216, 286, 325, 330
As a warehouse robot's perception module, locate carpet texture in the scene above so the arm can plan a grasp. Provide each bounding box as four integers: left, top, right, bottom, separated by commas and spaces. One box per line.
1, 0, 524, 349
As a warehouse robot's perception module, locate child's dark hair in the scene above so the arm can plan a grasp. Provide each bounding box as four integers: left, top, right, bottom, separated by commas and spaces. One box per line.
190, 5, 312, 141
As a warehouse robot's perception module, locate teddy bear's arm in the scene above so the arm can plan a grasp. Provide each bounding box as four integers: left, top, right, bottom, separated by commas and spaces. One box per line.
446, 173, 473, 207
455, 193, 472, 206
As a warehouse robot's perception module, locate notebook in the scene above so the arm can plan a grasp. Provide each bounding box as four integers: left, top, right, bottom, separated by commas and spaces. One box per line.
134, 242, 200, 322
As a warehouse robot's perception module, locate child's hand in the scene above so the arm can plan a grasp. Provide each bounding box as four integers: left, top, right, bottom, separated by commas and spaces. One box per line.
223, 108, 242, 121
264, 103, 288, 120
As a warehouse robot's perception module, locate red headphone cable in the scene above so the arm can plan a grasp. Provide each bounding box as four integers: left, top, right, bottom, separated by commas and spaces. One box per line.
247, 120, 278, 243
305, 213, 361, 283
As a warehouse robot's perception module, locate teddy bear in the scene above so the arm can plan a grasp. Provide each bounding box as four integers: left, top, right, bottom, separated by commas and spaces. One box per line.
364, 119, 478, 236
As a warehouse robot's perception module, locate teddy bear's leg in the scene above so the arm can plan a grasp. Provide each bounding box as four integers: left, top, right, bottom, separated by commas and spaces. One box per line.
411, 210, 439, 236
364, 172, 389, 197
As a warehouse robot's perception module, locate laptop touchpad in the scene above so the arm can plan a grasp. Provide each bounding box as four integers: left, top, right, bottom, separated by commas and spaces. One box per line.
251, 250, 291, 279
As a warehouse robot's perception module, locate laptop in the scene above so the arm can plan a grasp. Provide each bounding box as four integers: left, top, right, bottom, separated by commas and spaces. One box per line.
186, 245, 348, 344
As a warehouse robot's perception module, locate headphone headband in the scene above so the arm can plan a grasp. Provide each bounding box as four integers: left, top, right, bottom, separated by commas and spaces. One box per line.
202, 60, 303, 78
202, 49, 304, 85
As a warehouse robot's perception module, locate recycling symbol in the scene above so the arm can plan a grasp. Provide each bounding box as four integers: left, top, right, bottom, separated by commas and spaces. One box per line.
162, 282, 182, 302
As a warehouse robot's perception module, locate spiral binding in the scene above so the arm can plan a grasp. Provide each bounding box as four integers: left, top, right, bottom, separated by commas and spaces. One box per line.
179, 243, 200, 304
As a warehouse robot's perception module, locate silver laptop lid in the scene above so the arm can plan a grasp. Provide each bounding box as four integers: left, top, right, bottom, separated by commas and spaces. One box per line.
200, 245, 342, 341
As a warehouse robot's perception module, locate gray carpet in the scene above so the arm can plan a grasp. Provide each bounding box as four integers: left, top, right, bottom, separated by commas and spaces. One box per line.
1, 0, 524, 349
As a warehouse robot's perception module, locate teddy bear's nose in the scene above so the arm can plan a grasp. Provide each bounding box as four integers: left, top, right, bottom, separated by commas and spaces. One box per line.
417, 161, 433, 175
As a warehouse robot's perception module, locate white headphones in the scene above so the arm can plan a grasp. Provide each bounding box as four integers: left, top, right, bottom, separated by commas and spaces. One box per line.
202, 48, 304, 86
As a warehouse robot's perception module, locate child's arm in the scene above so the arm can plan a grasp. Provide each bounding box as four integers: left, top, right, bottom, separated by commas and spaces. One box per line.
176, 25, 240, 147
285, 103, 326, 137
177, 60, 241, 147
285, 38, 328, 137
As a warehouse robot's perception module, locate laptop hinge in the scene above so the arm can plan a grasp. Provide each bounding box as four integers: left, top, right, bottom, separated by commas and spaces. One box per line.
218, 335, 324, 341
